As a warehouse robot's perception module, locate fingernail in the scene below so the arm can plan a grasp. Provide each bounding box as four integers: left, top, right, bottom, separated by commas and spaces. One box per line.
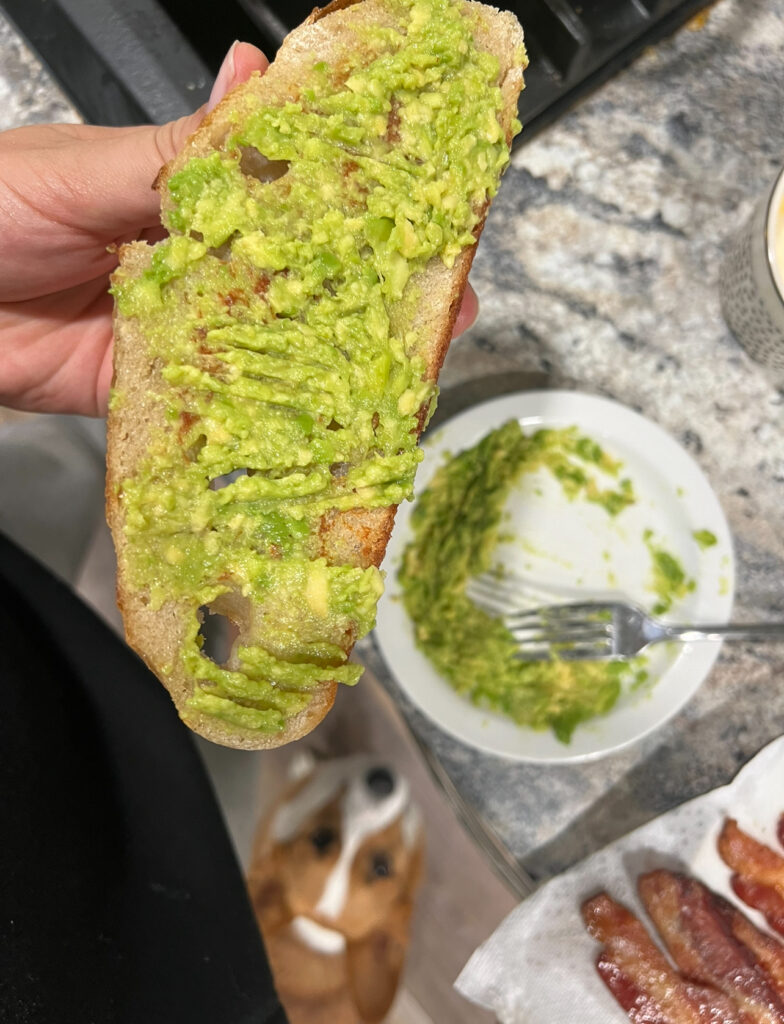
207, 41, 239, 112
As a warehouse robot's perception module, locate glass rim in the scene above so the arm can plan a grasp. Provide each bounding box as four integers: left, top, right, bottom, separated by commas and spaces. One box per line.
765, 165, 784, 301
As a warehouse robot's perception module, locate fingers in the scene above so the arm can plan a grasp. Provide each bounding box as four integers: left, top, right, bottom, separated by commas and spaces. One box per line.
451, 283, 479, 338
207, 41, 269, 113
0, 40, 270, 300
149, 40, 269, 189
68, 42, 268, 240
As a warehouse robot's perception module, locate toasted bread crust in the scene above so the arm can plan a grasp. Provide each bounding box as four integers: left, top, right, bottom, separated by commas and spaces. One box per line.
107, 0, 525, 748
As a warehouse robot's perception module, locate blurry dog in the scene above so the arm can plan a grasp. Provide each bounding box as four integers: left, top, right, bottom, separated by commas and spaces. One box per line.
248, 752, 424, 1024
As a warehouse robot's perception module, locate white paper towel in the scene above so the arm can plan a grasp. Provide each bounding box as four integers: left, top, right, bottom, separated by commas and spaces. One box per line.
456, 736, 784, 1023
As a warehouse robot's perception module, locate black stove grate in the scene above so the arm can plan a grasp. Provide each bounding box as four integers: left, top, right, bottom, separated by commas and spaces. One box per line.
4, 0, 710, 139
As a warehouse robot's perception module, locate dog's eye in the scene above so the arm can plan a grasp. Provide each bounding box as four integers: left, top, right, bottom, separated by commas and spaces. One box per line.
310, 826, 336, 855
369, 852, 392, 880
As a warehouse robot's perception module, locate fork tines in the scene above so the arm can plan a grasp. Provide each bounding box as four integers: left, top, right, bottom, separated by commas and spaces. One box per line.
465, 573, 616, 661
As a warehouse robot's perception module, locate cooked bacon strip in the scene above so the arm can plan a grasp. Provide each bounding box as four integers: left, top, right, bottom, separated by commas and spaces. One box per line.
639, 870, 784, 1024
713, 891, 784, 1002
595, 953, 675, 1024
731, 876, 784, 939
719, 821, 784, 900
582, 892, 743, 1023
718, 819, 784, 936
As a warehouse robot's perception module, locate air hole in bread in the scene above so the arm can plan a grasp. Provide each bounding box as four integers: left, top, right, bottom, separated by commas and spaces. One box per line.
330, 461, 349, 478
239, 146, 290, 184
185, 433, 207, 463
209, 468, 254, 490
326, 419, 343, 431
197, 604, 239, 667
189, 229, 239, 260
207, 235, 238, 261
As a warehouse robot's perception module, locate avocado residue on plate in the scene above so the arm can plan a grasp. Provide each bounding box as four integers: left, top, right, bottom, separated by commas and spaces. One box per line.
399, 420, 643, 744
693, 528, 718, 550
643, 529, 696, 616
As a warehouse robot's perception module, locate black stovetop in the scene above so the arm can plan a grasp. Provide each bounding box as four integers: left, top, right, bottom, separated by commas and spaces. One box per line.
4, 0, 709, 139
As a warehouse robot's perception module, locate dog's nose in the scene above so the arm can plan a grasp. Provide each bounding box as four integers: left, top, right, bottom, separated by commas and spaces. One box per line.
365, 766, 394, 797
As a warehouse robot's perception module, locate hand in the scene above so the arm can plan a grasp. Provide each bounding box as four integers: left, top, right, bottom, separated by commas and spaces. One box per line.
0, 42, 479, 417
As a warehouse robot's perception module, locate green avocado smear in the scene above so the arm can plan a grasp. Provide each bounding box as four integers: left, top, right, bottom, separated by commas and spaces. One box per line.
693, 528, 718, 551
110, 0, 524, 734
399, 421, 647, 744
642, 529, 695, 616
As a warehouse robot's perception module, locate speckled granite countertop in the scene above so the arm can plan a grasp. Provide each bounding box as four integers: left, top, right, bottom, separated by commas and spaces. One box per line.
3, 0, 783, 878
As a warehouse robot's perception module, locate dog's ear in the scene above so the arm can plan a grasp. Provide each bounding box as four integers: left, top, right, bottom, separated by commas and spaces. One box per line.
345, 842, 424, 1023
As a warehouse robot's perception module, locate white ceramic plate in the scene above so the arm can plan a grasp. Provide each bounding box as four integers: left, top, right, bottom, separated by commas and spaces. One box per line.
374, 391, 735, 763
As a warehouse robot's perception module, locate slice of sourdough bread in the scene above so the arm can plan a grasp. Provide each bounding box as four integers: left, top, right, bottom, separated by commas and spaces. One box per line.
107, 0, 526, 749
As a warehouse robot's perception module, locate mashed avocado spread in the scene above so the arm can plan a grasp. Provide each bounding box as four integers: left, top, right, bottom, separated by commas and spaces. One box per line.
399, 421, 645, 743
111, 0, 523, 733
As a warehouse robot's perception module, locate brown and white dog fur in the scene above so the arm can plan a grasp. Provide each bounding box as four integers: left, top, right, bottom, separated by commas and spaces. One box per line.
248, 753, 424, 1024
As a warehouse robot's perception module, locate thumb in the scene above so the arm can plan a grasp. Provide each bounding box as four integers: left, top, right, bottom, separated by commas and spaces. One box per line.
150, 41, 269, 169
0, 40, 269, 298
61, 41, 268, 239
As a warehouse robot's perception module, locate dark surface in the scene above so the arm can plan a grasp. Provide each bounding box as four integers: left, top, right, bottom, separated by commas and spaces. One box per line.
3, 0, 709, 134
0, 533, 286, 1024
1, 0, 211, 125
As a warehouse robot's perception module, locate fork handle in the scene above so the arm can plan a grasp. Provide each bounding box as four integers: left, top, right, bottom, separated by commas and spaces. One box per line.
662, 623, 784, 643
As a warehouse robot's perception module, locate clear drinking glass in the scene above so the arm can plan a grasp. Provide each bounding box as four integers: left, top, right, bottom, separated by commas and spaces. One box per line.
720, 166, 784, 382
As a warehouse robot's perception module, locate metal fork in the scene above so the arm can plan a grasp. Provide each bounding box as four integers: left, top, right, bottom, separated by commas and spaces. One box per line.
466, 572, 784, 661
